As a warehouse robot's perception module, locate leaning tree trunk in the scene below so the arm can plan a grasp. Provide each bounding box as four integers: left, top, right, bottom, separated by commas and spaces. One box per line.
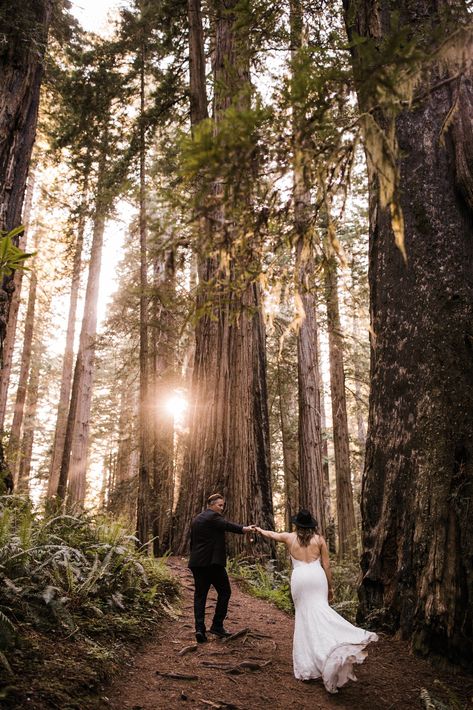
16, 329, 43, 493
343, 0, 473, 663
7, 227, 41, 482
324, 257, 357, 557
47, 179, 88, 498
291, 0, 325, 531
57, 172, 108, 507
174, 0, 274, 555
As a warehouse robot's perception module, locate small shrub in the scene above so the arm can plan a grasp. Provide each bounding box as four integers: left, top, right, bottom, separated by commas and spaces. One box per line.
228, 557, 293, 613
420, 681, 468, 710
0, 496, 180, 709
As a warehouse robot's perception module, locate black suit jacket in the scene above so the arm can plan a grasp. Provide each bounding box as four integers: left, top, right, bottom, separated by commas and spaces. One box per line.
188, 509, 244, 567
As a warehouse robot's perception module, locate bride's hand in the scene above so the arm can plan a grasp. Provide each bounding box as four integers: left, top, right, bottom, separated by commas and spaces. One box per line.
328, 588, 334, 604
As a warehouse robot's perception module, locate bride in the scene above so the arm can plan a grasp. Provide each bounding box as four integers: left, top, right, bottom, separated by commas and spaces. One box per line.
255, 509, 378, 694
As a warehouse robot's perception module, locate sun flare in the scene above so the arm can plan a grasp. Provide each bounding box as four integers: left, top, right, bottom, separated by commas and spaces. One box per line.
164, 391, 188, 421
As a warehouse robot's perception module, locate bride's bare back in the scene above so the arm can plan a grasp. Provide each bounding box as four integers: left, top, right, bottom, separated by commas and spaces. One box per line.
286, 531, 321, 563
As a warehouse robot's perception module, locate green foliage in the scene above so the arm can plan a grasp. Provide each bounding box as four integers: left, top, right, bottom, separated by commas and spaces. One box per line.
180, 102, 271, 204
228, 557, 293, 613
228, 554, 360, 622
330, 557, 360, 624
0, 227, 35, 277
420, 680, 468, 710
0, 496, 180, 707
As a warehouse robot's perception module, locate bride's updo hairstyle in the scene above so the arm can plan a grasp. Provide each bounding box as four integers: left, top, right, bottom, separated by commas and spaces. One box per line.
291, 509, 319, 547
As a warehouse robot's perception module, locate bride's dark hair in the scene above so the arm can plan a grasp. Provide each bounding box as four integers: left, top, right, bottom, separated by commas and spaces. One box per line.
296, 525, 318, 547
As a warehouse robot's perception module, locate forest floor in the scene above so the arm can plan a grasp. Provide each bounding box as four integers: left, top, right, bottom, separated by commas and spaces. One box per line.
102, 558, 473, 710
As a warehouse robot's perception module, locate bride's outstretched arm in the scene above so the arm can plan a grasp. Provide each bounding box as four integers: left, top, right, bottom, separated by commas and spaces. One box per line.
320, 536, 334, 602
254, 527, 291, 543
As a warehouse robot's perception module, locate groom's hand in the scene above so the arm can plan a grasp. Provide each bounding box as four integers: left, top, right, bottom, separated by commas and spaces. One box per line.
243, 525, 256, 533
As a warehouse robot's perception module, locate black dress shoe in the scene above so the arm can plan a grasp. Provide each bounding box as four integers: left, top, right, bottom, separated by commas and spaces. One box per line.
195, 630, 207, 643
209, 627, 232, 638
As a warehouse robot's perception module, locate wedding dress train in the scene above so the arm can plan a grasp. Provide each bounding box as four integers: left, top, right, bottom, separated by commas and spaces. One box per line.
291, 556, 378, 693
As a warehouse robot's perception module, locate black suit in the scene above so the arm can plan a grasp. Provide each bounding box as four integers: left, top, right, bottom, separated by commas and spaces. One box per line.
188, 509, 244, 633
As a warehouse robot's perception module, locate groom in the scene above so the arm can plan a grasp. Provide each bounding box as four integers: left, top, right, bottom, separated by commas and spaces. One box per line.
188, 493, 254, 643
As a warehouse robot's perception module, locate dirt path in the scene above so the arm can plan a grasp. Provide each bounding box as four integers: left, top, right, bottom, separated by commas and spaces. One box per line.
104, 558, 473, 710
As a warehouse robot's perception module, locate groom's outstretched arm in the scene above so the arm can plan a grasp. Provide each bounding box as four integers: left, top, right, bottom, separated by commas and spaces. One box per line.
209, 511, 248, 534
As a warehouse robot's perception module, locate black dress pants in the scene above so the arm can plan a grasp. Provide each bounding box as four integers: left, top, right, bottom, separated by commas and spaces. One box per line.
190, 565, 231, 632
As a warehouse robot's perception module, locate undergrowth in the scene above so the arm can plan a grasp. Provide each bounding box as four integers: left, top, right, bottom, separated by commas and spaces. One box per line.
0, 495, 180, 709
228, 554, 360, 622
420, 680, 468, 709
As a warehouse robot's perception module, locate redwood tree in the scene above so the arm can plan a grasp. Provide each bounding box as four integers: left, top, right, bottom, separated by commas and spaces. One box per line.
174, 0, 274, 554
291, 0, 325, 533
343, 0, 473, 662
324, 255, 357, 557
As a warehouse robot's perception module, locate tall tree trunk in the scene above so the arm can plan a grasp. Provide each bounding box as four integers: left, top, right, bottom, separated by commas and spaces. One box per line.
291, 0, 325, 531
16, 329, 43, 493
276, 350, 299, 531
0, 170, 35, 430
318, 333, 336, 552
115, 377, 136, 487
150, 249, 176, 555
350, 263, 367, 522
136, 36, 151, 546
64, 207, 106, 507
57, 169, 108, 506
343, 0, 473, 662
174, 0, 274, 555
47, 179, 88, 498
7, 228, 41, 482
188, 0, 208, 129
0, 0, 51, 490
324, 257, 357, 557
0, 0, 51, 359
108, 375, 138, 522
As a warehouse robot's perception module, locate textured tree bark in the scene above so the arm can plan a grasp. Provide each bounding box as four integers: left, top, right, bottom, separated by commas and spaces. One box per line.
324, 258, 357, 557
136, 40, 151, 546
291, 0, 325, 532
343, 0, 473, 662
0, 170, 35, 430
276, 352, 299, 531
0, 0, 52, 361
174, 0, 274, 555
115, 378, 136, 487
7, 227, 41, 482
108, 376, 138, 523
65, 204, 106, 507
188, 0, 208, 128
47, 180, 88, 498
296, 266, 325, 532
172, 0, 210, 551
57, 172, 107, 506
318, 335, 336, 552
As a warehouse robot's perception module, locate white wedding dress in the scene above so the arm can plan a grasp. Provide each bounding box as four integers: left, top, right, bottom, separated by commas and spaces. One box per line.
291, 555, 378, 693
